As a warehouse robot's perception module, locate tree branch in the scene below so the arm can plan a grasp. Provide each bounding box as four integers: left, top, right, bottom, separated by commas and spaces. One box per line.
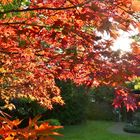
117, 6, 140, 22
0, 22, 46, 28
0, 0, 91, 15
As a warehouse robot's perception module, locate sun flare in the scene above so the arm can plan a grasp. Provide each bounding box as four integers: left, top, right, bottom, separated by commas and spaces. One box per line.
112, 28, 139, 52
112, 37, 132, 52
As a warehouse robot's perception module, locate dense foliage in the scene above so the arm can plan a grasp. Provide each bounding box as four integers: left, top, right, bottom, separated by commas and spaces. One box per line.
0, 113, 63, 140
10, 98, 46, 119
0, 1, 139, 139
126, 77, 140, 90
45, 80, 90, 125
0, 0, 140, 111
87, 86, 115, 121
87, 101, 115, 121
90, 86, 115, 103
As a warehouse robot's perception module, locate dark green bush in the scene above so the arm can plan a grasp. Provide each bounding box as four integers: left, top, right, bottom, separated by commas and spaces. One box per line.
45, 80, 90, 125
87, 86, 115, 121
87, 101, 114, 121
0, 98, 47, 128
11, 98, 47, 119
47, 119, 61, 126
124, 123, 140, 133
89, 86, 115, 103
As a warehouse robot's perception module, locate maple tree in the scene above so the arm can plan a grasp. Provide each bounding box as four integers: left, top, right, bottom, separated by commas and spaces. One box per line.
0, 0, 139, 111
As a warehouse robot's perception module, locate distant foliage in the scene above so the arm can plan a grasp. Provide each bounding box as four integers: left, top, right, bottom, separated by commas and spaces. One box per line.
87, 101, 114, 121
87, 86, 115, 121
43, 119, 61, 126
45, 80, 90, 125
89, 86, 115, 103
10, 98, 47, 119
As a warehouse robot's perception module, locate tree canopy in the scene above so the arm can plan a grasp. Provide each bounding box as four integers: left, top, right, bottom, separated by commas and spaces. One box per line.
0, 0, 140, 110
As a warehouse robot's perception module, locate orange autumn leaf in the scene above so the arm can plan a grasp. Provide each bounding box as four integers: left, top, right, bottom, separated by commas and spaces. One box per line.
0, 114, 63, 140
1, 0, 13, 5
132, 0, 140, 11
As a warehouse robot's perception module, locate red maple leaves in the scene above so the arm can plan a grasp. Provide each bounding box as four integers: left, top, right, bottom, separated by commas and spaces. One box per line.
113, 87, 137, 111
0, 0, 139, 109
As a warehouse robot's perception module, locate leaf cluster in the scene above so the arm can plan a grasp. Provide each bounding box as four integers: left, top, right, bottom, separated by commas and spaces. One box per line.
0, 113, 63, 140
0, 0, 139, 110
125, 77, 140, 90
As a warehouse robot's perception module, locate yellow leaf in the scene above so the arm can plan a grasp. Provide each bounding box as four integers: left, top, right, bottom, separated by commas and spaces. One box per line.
0, 67, 6, 73
1, 0, 13, 5
5, 135, 14, 140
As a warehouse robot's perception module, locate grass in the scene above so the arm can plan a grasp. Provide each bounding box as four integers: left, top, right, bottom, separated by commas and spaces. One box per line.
56, 121, 140, 140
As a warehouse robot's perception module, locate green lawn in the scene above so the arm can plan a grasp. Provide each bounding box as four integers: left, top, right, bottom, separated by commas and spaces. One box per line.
56, 121, 140, 140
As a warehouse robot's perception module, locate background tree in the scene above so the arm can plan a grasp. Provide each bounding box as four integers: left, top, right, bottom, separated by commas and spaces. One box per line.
0, 0, 140, 110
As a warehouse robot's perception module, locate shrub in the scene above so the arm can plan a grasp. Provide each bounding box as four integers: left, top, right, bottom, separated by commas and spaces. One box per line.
45, 80, 90, 125
11, 98, 47, 118
0, 98, 47, 128
89, 86, 115, 103
46, 119, 61, 126
133, 112, 140, 126
87, 101, 114, 121
124, 123, 140, 133
87, 86, 115, 121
